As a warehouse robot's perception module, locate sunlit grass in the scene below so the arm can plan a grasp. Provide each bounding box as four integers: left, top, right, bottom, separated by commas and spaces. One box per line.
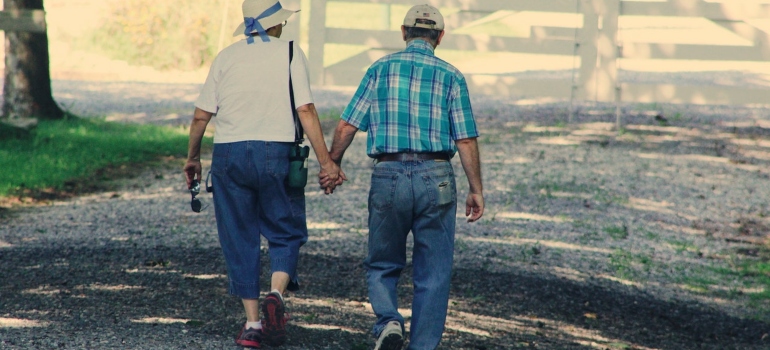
0, 117, 209, 197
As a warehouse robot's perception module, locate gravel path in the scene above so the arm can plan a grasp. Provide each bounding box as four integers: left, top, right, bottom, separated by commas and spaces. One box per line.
48, 80, 359, 126
2, 80, 770, 349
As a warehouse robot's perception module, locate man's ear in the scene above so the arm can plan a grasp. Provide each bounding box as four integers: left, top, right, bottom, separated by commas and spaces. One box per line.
436, 30, 445, 46
401, 25, 407, 41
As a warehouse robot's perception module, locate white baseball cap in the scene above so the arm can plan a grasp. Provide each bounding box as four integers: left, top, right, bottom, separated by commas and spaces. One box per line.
403, 4, 444, 30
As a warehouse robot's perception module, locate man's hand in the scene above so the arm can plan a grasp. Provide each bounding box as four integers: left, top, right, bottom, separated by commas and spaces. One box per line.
318, 161, 346, 194
183, 159, 202, 189
465, 193, 484, 222
321, 120, 359, 194
455, 137, 484, 222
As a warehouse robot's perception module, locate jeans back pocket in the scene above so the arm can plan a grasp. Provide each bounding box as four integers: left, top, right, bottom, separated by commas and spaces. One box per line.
423, 168, 455, 207
436, 180, 454, 206
369, 173, 397, 212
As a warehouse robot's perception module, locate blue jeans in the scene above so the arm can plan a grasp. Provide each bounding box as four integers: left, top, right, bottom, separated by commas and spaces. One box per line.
365, 159, 457, 350
211, 141, 307, 299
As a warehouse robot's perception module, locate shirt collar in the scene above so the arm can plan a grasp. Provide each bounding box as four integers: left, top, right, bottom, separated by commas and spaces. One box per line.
405, 39, 435, 55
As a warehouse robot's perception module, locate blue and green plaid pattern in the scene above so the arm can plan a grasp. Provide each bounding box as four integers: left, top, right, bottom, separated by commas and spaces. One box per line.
341, 39, 478, 157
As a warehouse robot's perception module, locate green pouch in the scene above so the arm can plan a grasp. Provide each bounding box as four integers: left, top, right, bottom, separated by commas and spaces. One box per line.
288, 144, 310, 188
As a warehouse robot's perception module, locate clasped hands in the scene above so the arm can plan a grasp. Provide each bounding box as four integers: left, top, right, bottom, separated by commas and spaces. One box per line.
318, 160, 346, 195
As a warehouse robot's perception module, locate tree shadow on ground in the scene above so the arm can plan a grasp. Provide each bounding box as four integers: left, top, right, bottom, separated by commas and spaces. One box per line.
448, 267, 769, 349
1, 245, 767, 349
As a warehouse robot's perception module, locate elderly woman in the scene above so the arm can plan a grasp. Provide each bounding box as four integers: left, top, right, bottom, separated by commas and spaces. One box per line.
183, 0, 341, 347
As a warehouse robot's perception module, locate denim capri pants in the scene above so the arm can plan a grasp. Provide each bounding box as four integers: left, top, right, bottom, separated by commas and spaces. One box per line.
210, 141, 307, 299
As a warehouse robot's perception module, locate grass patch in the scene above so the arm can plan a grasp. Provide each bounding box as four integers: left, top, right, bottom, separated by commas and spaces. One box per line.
318, 108, 344, 121
665, 239, 699, 255
608, 250, 636, 280
739, 260, 770, 278
604, 224, 629, 240
608, 249, 653, 281
579, 230, 602, 243
638, 227, 660, 241
733, 260, 770, 302
0, 117, 207, 197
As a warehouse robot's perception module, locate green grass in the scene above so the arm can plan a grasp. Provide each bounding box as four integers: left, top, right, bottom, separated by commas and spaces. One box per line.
604, 224, 629, 240
734, 260, 770, 302
638, 227, 660, 240
607, 249, 655, 281
318, 108, 344, 121
0, 117, 207, 197
666, 239, 699, 254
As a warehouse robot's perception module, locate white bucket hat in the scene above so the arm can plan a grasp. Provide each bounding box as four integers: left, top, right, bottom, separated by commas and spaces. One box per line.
233, 0, 298, 43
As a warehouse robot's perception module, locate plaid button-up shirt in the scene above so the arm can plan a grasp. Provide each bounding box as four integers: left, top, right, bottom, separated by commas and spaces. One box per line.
340, 39, 479, 158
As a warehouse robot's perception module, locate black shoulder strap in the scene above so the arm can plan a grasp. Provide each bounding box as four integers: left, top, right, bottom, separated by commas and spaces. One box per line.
289, 41, 303, 144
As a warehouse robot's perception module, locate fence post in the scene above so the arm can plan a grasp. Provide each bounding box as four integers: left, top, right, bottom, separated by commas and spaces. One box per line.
379, 3, 390, 30
216, 0, 230, 53
308, 0, 327, 85
577, 0, 620, 111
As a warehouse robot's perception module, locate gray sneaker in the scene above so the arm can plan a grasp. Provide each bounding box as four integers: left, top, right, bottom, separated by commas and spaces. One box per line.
374, 321, 404, 350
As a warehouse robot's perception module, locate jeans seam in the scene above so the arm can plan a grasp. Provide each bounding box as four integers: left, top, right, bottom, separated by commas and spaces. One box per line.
266, 142, 274, 176
213, 143, 231, 174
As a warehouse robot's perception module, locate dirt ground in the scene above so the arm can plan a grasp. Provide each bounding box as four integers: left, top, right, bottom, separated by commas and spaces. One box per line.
2, 101, 770, 349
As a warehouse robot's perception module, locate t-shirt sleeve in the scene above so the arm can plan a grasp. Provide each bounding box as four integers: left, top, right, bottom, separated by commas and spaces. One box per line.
194, 55, 220, 114
340, 68, 375, 132
448, 75, 479, 140
290, 42, 314, 107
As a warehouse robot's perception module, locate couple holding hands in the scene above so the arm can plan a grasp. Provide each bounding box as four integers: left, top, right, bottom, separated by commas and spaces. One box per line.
184, 1, 484, 349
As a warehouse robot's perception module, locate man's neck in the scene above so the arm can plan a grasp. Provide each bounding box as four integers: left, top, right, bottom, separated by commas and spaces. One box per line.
406, 37, 436, 49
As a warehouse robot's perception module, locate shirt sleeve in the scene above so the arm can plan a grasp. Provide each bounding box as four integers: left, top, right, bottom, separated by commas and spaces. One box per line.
340, 68, 375, 132
290, 41, 314, 107
194, 55, 220, 114
448, 75, 479, 140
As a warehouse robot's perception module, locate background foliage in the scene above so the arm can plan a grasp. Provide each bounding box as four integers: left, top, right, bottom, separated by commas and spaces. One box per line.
88, 0, 227, 70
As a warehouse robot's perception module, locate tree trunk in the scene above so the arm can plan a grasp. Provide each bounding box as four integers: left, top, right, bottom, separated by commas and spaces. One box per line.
2, 0, 62, 122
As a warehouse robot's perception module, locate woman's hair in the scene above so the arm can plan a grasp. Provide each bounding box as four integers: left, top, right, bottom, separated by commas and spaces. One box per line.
250, 24, 281, 36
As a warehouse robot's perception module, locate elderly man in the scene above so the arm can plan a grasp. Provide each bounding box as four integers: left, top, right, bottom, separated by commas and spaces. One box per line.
324, 4, 484, 350
184, 0, 340, 348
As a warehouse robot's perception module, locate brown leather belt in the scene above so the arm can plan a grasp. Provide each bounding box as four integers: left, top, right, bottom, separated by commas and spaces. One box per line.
375, 152, 450, 163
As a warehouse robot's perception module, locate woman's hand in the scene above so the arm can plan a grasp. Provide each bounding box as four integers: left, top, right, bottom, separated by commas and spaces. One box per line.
318, 161, 346, 194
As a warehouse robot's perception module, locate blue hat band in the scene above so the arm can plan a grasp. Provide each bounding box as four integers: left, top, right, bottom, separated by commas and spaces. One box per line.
244, 2, 283, 44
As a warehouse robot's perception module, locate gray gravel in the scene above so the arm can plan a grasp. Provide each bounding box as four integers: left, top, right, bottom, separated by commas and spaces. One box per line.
2, 80, 770, 349
49, 80, 359, 127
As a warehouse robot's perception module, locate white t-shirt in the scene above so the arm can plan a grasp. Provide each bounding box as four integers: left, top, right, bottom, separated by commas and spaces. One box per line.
195, 38, 313, 143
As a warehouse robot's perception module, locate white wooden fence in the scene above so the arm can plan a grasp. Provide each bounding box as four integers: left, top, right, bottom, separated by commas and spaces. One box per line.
305, 0, 770, 106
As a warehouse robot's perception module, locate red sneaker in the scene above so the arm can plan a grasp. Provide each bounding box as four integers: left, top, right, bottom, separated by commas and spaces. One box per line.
235, 326, 262, 348
261, 292, 287, 346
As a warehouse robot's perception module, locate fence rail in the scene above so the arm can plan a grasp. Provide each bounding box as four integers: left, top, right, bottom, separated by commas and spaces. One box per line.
306, 0, 770, 107
0, 9, 46, 33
